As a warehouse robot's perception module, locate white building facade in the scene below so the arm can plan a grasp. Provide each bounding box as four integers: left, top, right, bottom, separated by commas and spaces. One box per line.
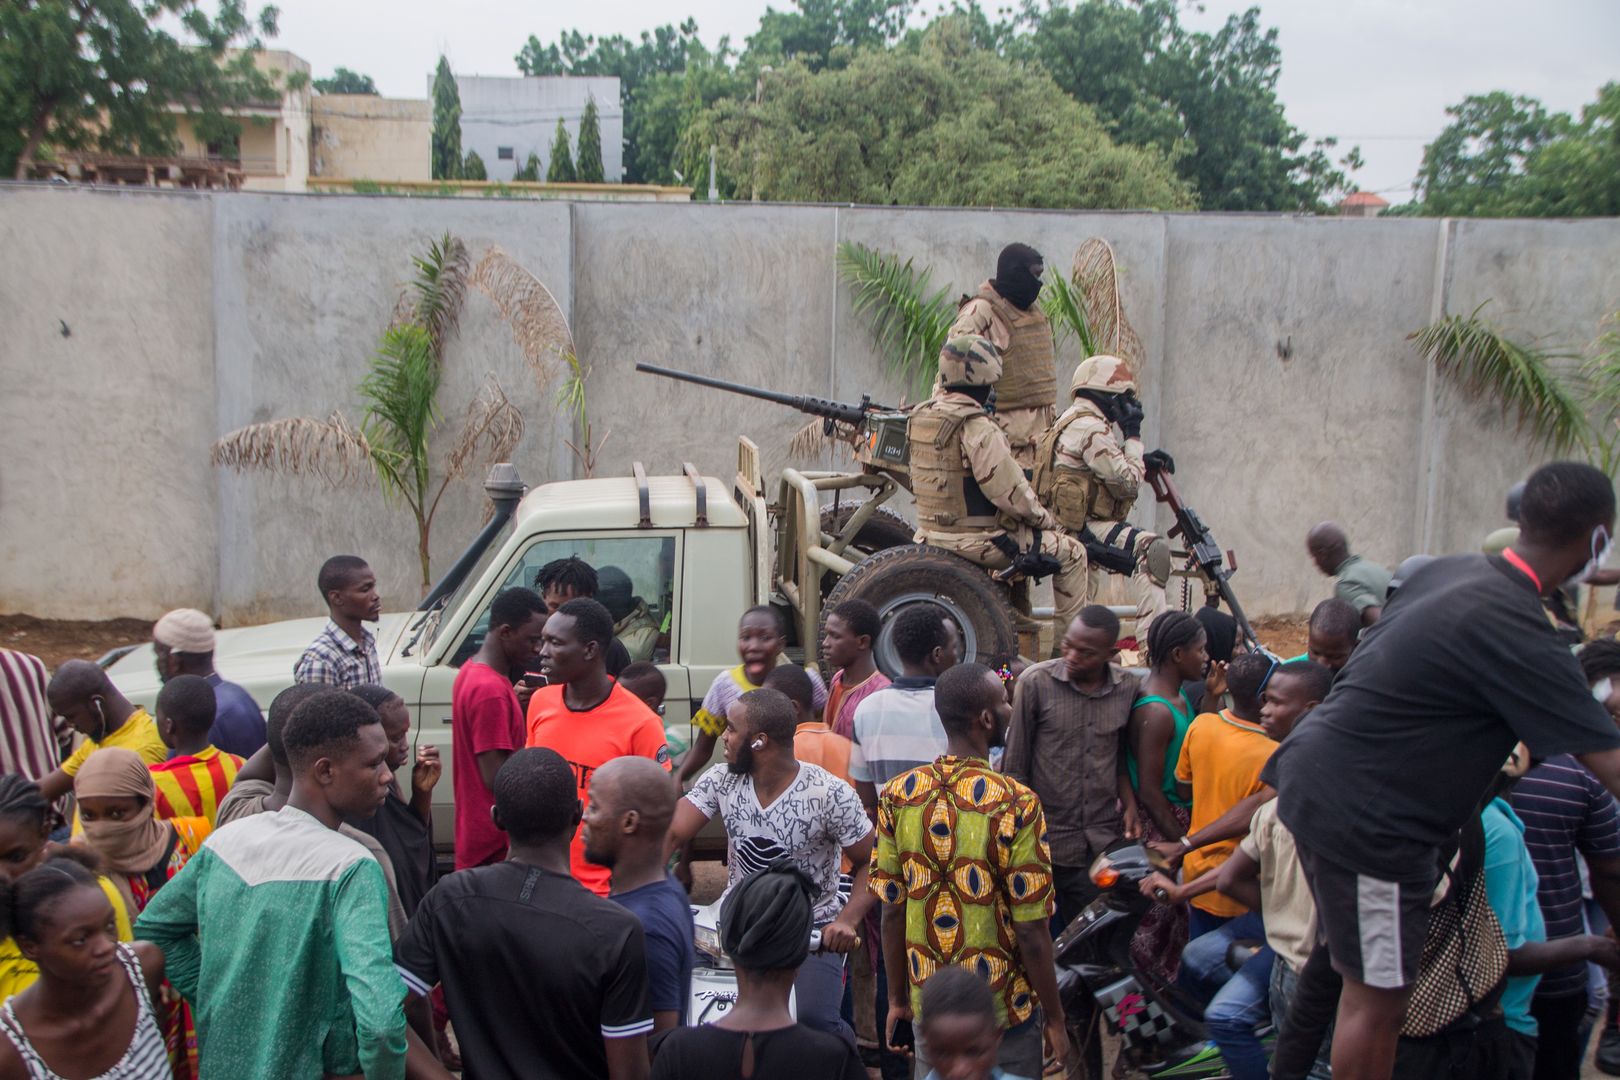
442, 75, 623, 182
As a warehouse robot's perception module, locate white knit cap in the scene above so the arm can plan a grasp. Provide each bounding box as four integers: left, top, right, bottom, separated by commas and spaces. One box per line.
153, 608, 216, 654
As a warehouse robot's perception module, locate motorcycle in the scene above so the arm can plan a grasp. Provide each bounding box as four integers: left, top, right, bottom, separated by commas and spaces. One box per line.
1054, 841, 1267, 1079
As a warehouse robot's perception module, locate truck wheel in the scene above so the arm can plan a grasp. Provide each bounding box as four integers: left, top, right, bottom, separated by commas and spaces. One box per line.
821, 545, 1019, 675
818, 501, 915, 555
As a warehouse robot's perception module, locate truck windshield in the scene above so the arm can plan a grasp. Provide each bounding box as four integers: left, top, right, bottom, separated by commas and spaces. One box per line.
422, 518, 513, 653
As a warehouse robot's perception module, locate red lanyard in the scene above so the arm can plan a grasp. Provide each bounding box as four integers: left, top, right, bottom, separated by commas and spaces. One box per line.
1502, 548, 1542, 592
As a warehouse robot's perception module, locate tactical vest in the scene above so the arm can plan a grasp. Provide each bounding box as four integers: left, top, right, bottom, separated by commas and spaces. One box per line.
1032, 402, 1137, 529
908, 398, 1000, 532
973, 285, 1056, 412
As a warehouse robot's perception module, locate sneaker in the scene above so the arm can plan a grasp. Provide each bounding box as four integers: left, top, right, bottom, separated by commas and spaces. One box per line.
1598, 1025, 1620, 1077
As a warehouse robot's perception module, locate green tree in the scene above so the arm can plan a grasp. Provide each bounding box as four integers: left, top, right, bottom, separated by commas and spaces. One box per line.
514, 151, 541, 182
628, 43, 749, 185
431, 55, 462, 180
462, 150, 487, 180
1411, 84, 1620, 217
1018, 1, 1357, 211
690, 21, 1192, 209
546, 119, 577, 182
744, 0, 913, 71
0, 0, 282, 179
577, 98, 605, 182
313, 67, 379, 94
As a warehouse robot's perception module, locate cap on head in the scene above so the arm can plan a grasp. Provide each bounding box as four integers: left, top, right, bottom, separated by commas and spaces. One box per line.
153, 608, 216, 655
1070, 354, 1137, 397
937, 335, 1003, 389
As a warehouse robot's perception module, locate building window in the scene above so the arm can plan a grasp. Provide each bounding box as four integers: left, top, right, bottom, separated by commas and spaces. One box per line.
497, 146, 514, 160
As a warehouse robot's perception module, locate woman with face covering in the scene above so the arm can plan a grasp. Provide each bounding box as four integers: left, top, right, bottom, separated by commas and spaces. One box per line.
0, 776, 133, 1000
73, 749, 209, 1080
948, 242, 1058, 469
0, 852, 171, 1079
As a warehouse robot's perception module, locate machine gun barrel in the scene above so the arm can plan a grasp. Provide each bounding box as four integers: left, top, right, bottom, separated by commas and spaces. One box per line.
1147, 464, 1261, 651
636, 363, 885, 427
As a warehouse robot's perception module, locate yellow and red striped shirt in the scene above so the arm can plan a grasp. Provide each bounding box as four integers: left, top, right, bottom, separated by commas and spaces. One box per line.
150, 746, 244, 826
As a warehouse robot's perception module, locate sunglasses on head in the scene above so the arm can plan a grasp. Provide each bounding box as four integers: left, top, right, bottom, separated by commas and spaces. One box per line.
1256, 651, 1282, 694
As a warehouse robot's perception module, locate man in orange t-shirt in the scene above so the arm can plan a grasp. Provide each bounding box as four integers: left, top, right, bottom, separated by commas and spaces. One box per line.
765, 664, 853, 785
150, 674, 244, 825
527, 599, 670, 896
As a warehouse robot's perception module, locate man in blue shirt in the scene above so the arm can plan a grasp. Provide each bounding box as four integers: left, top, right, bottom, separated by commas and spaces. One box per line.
585, 754, 695, 1031
152, 608, 265, 758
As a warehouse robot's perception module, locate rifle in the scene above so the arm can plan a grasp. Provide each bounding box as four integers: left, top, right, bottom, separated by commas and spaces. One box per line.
1146, 463, 1260, 651
635, 363, 885, 429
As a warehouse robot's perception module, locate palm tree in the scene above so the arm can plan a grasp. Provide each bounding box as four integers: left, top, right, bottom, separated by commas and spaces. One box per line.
835, 241, 957, 396
211, 234, 579, 592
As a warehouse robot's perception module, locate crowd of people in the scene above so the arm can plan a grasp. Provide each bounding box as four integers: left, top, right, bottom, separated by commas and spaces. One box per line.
0, 459, 1615, 1080
3, 243, 1620, 1080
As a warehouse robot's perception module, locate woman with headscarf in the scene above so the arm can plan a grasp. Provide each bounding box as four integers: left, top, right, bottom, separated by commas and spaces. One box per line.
73, 748, 209, 1080
651, 863, 864, 1080
948, 242, 1057, 469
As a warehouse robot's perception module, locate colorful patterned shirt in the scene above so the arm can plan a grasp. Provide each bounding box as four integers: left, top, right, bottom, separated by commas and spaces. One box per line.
692, 664, 826, 739
150, 746, 244, 826
871, 756, 1055, 1028
294, 621, 382, 688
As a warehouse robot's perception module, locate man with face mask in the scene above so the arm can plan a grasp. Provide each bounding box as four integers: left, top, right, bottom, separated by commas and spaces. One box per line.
34, 660, 166, 807
1262, 461, 1620, 1080
949, 243, 1058, 469
909, 335, 1088, 643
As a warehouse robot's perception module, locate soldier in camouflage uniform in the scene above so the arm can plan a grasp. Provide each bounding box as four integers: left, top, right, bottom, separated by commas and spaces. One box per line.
910, 335, 1088, 638
948, 243, 1056, 470
1033, 355, 1175, 631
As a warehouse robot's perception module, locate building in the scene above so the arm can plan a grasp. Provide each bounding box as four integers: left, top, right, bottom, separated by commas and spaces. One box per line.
445, 75, 623, 183
1339, 191, 1391, 218
311, 95, 432, 183
172, 49, 312, 192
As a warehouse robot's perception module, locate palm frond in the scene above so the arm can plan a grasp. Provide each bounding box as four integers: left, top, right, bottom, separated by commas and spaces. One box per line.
836, 241, 956, 395
1071, 238, 1146, 372
469, 246, 577, 383
210, 412, 373, 486
445, 377, 526, 483
392, 233, 469, 360
1040, 268, 1097, 360
1411, 303, 1589, 452
359, 323, 443, 509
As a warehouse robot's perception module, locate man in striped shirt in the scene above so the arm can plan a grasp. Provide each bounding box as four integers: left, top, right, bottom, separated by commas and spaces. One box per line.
0, 649, 70, 820
149, 675, 243, 825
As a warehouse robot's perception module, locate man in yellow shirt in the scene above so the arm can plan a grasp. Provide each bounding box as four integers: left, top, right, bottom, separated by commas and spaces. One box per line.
35, 661, 166, 808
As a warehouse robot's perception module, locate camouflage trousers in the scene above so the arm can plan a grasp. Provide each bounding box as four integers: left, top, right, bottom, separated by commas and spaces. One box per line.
992, 405, 1056, 471
1082, 524, 1169, 635
920, 525, 1088, 635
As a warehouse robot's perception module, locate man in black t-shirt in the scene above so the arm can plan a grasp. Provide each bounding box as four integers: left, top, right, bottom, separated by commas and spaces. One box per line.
1265, 462, 1620, 1080
395, 747, 653, 1080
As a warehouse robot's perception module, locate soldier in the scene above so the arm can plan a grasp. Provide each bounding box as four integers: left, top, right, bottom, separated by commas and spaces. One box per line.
910, 335, 1088, 640
1033, 355, 1175, 631
949, 243, 1056, 469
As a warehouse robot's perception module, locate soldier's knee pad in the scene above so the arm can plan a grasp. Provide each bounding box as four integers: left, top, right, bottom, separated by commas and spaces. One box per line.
1142, 536, 1172, 586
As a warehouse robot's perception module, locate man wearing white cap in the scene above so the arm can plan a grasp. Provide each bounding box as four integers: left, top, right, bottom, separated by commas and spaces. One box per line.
153, 608, 266, 758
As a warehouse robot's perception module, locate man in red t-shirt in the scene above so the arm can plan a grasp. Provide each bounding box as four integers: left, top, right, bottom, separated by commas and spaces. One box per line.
527, 597, 671, 896
452, 587, 549, 870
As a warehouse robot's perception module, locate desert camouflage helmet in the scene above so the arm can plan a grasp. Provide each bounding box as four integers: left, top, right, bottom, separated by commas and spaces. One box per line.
938, 334, 1004, 388
1069, 354, 1138, 397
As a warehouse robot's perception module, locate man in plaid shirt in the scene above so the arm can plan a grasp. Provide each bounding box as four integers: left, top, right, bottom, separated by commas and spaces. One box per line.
295, 555, 383, 687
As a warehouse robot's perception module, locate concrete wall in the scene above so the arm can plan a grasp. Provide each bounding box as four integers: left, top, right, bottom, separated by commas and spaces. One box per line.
451, 75, 623, 183
2, 184, 1618, 624
311, 96, 432, 183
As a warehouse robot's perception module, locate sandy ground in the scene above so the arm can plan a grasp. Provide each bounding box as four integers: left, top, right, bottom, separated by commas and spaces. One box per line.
0, 613, 152, 668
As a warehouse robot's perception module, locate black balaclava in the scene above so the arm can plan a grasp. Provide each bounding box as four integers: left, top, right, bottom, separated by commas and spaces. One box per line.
990, 243, 1044, 311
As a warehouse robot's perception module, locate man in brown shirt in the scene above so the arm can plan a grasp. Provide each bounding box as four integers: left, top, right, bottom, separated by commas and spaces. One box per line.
1003, 605, 1141, 929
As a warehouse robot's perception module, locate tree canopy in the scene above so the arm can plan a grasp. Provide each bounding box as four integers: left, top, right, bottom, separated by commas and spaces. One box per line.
577, 98, 605, 182
1, 0, 283, 179
431, 55, 461, 180
546, 119, 576, 182
313, 67, 378, 95
1408, 84, 1620, 217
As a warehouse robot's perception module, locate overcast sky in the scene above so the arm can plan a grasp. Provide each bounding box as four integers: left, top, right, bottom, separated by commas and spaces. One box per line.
262, 0, 1617, 202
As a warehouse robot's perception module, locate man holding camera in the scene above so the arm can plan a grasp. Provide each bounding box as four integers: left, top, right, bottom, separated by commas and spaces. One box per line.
1033, 355, 1176, 632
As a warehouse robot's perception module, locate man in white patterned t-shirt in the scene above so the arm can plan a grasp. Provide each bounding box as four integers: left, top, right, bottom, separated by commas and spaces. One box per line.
668, 686, 874, 1047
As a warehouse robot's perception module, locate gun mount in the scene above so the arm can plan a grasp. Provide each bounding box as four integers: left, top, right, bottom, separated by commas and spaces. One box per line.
636, 363, 912, 484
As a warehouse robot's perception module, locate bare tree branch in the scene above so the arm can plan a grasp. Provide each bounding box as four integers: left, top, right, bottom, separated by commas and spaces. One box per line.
470, 246, 577, 384
210, 412, 374, 486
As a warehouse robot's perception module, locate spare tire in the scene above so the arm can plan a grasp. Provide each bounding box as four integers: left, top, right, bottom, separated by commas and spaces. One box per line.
821, 545, 1019, 676
818, 501, 915, 556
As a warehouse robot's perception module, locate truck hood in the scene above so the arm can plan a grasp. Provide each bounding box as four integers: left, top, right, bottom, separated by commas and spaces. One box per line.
107, 613, 416, 709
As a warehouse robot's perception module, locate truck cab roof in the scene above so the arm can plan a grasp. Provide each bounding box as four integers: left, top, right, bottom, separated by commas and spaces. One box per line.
515, 472, 745, 531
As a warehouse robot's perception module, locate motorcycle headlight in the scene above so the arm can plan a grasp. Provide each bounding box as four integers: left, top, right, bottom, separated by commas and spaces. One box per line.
1089, 851, 1119, 888
694, 923, 723, 961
